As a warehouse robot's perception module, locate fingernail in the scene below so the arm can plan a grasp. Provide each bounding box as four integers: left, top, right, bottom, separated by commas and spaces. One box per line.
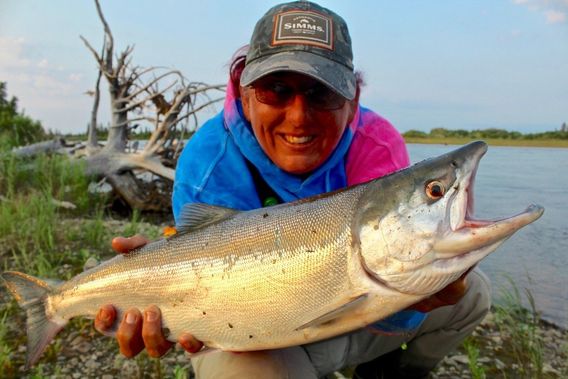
99, 309, 110, 322
126, 311, 137, 324
145, 310, 158, 322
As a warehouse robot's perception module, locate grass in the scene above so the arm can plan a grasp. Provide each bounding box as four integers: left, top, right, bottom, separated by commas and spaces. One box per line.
0, 150, 174, 377
463, 337, 487, 379
456, 275, 566, 379
492, 277, 545, 377
403, 136, 568, 148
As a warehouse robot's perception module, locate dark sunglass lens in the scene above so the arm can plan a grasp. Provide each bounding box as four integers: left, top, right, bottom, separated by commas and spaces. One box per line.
254, 82, 293, 105
306, 85, 346, 110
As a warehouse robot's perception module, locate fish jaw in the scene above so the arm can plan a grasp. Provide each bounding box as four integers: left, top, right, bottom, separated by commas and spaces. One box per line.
434, 204, 544, 260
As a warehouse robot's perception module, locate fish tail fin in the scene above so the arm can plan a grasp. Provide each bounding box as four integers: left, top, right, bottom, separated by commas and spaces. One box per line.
1, 271, 66, 369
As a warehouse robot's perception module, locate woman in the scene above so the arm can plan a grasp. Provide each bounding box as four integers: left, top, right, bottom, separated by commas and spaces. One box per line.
96, 2, 491, 378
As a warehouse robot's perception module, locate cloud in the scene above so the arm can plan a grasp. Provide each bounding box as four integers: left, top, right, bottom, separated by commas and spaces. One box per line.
0, 36, 86, 96
37, 59, 49, 68
545, 9, 567, 22
0, 35, 94, 132
512, 0, 567, 23
68, 73, 82, 82
0, 37, 31, 68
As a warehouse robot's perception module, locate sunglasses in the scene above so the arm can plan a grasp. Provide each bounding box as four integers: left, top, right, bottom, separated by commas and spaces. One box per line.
250, 79, 347, 111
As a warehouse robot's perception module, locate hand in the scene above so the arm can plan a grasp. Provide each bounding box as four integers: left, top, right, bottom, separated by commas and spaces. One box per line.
408, 269, 471, 313
94, 235, 204, 357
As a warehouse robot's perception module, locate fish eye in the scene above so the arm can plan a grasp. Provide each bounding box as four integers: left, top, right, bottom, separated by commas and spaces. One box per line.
426, 181, 445, 200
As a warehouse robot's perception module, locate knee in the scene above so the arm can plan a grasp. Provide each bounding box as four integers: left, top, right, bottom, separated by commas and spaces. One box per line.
469, 269, 492, 308
461, 268, 492, 324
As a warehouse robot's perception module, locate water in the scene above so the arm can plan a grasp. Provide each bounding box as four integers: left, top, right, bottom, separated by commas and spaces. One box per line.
408, 143, 568, 328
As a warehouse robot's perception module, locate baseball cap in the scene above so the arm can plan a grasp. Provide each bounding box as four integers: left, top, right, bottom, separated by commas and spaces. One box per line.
240, 1, 356, 100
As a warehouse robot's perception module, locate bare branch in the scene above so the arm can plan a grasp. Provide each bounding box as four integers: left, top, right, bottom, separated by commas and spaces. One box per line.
122, 70, 184, 103
113, 116, 155, 128
86, 43, 104, 151
93, 0, 114, 74
186, 84, 226, 96
173, 97, 225, 124
80, 35, 103, 67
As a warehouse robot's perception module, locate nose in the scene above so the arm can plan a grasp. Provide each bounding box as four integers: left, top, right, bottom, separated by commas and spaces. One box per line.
286, 92, 310, 127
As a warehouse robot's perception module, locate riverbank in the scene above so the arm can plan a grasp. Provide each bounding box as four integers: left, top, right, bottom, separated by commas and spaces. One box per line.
403, 137, 568, 148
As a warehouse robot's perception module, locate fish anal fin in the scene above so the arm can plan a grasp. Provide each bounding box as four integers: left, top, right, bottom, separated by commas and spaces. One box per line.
187, 346, 220, 358
296, 293, 368, 331
176, 203, 240, 235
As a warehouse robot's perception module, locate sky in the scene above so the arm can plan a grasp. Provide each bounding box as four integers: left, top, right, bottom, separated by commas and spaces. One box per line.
1, 0, 567, 135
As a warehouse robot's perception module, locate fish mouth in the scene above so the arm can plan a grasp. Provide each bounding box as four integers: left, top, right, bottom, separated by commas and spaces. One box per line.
436, 161, 544, 261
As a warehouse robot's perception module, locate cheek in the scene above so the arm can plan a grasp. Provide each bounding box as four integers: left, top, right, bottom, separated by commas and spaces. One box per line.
317, 112, 349, 149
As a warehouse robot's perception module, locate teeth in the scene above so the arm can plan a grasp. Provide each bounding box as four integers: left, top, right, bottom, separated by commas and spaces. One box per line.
283, 135, 314, 144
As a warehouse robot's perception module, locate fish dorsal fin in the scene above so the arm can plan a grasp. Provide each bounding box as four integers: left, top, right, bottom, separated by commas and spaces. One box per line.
295, 293, 368, 330
176, 203, 240, 234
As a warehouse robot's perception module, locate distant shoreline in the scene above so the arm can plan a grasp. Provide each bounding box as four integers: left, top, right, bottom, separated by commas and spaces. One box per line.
404, 137, 568, 148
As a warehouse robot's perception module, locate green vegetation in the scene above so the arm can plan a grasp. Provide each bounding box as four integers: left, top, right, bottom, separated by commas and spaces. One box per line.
455, 276, 568, 379
0, 150, 168, 376
0, 82, 49, 149
492, 277, 544, 377
463, 337, 486, 379
403, 127, 568, 147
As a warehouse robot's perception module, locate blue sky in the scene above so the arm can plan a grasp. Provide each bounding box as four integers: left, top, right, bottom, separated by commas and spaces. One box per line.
1, 0, 567, 134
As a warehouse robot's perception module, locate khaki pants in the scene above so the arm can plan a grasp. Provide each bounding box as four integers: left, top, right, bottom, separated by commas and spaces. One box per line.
191, 269, 491, 379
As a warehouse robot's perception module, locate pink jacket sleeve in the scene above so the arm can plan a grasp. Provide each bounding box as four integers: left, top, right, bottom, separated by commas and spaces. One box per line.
345, 108, 410, 186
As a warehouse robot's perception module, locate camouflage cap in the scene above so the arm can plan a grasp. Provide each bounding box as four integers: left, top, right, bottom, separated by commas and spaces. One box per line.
240, 1, 356, 100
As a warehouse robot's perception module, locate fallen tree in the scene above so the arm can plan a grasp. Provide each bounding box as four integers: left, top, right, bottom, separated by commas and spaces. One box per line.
14, 0, 225, 211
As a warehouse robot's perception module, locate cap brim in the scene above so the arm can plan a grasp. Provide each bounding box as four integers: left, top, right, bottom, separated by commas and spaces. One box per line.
241, 51, 356, 100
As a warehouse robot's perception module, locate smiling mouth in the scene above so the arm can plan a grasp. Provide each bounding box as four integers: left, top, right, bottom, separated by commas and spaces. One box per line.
281, 135, 315, 145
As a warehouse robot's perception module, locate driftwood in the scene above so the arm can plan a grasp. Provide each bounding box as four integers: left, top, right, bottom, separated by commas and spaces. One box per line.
12, 138, 72, 157
22, 0, 225, 211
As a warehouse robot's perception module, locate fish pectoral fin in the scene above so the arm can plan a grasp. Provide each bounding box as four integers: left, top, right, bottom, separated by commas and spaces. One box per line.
295, 293, 368, 331
176, 203, 240, 234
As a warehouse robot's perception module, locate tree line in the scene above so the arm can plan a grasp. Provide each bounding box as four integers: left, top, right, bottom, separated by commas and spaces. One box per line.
0, 82, 49, 149
403, 126, 568, 140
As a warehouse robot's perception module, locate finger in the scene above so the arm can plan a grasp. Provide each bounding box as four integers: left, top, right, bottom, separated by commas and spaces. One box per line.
410, 296, 446, 313
116, 308, 144, 358
178, 333, 204, 354
94, 304, 117, 333
437, 277, 469, 305
111, 235, 149, 254
142, 305, 174, 358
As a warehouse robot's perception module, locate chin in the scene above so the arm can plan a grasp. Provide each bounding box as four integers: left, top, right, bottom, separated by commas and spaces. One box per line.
278, 159, 320, 175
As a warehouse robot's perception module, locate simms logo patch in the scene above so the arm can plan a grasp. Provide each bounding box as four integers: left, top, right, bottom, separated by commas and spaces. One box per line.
272, 10, 333, 50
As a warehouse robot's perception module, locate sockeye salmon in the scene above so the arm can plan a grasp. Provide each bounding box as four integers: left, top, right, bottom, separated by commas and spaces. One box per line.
2, 141, 544, 368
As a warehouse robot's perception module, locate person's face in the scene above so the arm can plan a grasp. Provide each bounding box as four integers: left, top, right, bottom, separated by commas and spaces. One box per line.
240, 72, 358, 175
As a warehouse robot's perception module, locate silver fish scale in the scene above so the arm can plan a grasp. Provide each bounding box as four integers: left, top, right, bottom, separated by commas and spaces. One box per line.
51, 186, 369, 350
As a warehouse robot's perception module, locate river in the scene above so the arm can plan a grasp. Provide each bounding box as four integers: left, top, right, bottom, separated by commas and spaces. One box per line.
408, 143, 568, 328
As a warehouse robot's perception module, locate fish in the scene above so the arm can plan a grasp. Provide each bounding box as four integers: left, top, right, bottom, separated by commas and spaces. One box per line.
2, 141, 544, 368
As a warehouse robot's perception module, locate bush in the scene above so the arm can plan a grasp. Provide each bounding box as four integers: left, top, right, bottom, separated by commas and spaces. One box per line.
0, 82, 47, 149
